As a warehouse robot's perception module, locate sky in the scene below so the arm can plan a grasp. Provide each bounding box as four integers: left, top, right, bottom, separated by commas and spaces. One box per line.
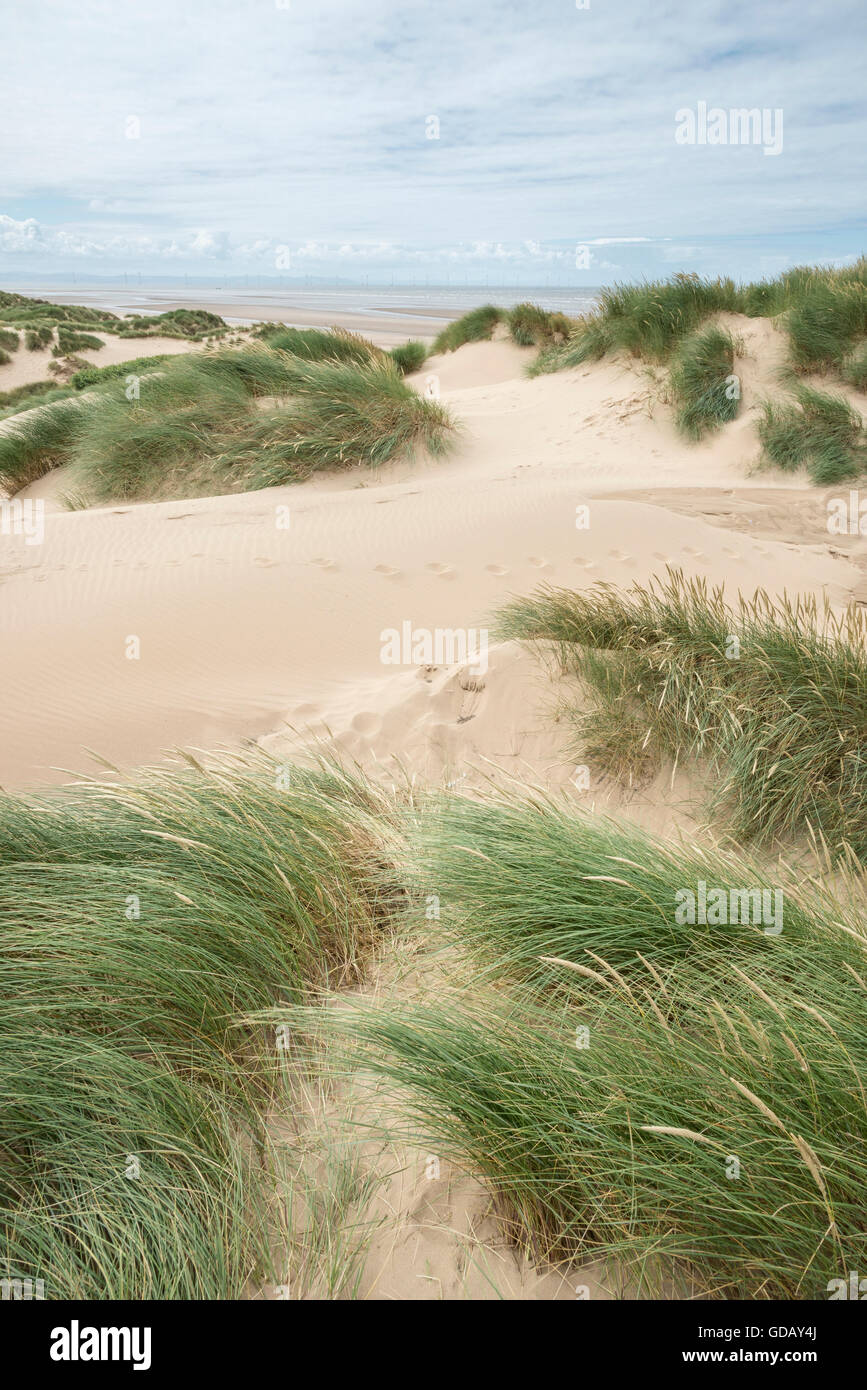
1, 0, 865, 286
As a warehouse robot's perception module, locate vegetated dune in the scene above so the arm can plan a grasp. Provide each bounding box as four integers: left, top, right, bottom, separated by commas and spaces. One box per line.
0, 331, 208, 395
3, 323, 867, 1301
0, 332, 861, 791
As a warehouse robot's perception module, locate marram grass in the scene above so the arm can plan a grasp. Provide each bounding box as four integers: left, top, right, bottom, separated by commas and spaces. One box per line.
758, 385, 867, 484
308, 936, 867, 1299
299, 787, 867, 1299
669, 325, 740, 439
401, 788, 823, 985
0, 345, 455, 502
0, 750, 400, 1299
494, 570, 867, 857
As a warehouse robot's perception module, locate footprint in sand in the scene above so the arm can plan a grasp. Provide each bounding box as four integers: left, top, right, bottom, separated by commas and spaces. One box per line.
425, 562, 455, 579
292, 702, 321, 720
253, 556, 277, 567
527, 556, 550, 568
374, 563, 401, 578
652, 552, 670, 562
485, 563, 509, 576
573, 558, 596, 569
681, 546, 705, 558
722, 547, 741, 559
609, 549, 632, 562
351, 712, 382, 736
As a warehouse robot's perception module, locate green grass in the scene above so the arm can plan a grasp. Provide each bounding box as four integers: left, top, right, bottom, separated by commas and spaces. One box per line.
0, 291, 119, 332
0, 396, 95, 493
0, 349, 11, 366
62, 357, 255, 501
0, 328, 19, 353
0, 292, 225, 343
758, 385, 867, 483
54, 327, 105, 355
785, 280, 867, 373
312, 888, 867, 1297
0, 750, 398, 1299
116, 308, 227, 340
669, 326, 740, 439
389, 340, 428, 375
404, 791, 819, 986
70, 353, 174, 390
24, 325, 53, 351
0, 379, 79, 420
258, 326, 382, 365
526, 259, 867, 384
216, 357, 455, 489
842, 344, 867, 392
527, 315, 613, 376
494, 570, 867, 857
0, 346, 455, 502
432, 305, 504, 353
506, 302, 573, 347
581, 272, 741, 363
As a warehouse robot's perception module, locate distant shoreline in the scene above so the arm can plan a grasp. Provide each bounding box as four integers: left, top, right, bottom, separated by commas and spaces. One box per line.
0, 284, 600, 345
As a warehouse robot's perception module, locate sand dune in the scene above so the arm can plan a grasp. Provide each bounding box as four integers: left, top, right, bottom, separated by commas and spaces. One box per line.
0, 331, 208, 395
3, 325, 865, 1303
1, 335, 859, 790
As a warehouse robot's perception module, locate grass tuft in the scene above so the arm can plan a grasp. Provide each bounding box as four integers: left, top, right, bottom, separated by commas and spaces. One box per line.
389, 340, 428, 375
0, 750, 398, 1298
758, 386, 867, 483
432, 305, 504, 353
494, 570, 867, 856
669, 326, 740, 439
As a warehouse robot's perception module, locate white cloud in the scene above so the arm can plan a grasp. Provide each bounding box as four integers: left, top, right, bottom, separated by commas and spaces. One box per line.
0, 0, 863, 279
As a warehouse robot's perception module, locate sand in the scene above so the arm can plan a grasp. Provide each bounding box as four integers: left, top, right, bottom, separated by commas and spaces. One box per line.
0, 332, 208, 395
2, 320, 859, 792
1, 320, 863, 1297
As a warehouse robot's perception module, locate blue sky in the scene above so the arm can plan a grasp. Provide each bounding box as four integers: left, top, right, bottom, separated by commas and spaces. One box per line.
1, 0, 865, 284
